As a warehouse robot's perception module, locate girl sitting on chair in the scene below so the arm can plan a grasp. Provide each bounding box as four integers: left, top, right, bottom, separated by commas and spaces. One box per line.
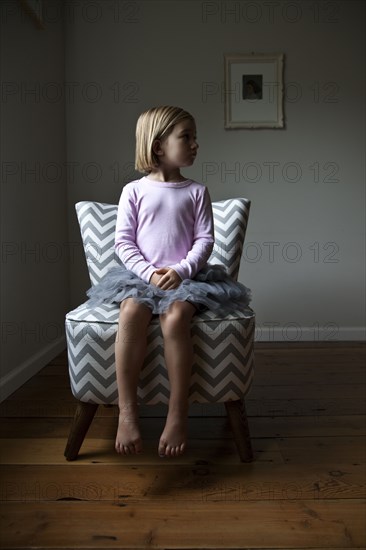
87, 106, 251, 458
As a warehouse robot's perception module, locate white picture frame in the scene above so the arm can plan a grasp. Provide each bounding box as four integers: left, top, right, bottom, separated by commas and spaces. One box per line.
224, 53, 285, 129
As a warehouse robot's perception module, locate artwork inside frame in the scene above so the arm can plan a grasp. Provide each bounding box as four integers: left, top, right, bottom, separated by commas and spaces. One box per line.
19, 0, 44, 29
224, 53, 285, 129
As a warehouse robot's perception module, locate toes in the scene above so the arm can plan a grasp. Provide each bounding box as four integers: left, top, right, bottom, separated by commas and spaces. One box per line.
158, 438, 186, 457
116, 442, 125, 455
115, 442, 136, 455
158, 439, 167, 457
170, 444, 185, 457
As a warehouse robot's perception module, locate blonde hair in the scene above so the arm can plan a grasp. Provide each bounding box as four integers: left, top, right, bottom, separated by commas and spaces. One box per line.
135, 106, 195, 173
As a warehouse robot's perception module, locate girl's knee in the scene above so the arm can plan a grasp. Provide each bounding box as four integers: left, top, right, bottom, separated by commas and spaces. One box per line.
119, 299, 152, 324
160, 302, 195, 337
116, 300, 152, 343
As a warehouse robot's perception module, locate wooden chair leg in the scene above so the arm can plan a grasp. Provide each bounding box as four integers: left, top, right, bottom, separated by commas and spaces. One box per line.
64, 401, 99, 461
225, 398, 253, 462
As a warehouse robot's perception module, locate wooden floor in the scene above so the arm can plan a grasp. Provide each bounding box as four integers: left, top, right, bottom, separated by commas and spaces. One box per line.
0, 342, 365, 549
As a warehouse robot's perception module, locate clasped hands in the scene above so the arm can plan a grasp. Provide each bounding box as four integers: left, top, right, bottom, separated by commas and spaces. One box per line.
150, 267, 182, 290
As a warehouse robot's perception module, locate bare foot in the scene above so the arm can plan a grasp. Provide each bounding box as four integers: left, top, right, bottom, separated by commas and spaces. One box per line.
115, 402, 143, 455
158, 411, 187, 458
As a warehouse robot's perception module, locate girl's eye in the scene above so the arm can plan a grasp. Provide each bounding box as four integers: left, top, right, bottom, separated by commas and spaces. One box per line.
181, 133, 197, 141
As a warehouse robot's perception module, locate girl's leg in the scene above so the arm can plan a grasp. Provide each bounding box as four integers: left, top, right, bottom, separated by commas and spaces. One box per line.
115, 298, 152, 455
158, 301, 196, 457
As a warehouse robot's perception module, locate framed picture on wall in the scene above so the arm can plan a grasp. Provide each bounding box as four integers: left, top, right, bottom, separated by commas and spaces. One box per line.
19, 0, 44, 29
224, 53, 285, 129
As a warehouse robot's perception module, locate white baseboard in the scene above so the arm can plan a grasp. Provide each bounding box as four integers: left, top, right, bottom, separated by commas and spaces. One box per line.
255, 325, 365, 342
0, 336, 66, 403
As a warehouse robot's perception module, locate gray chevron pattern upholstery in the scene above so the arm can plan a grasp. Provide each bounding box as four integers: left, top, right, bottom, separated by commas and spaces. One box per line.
66, 196, 255, 405
76, 198, 250, 285
75, 202, 122, 286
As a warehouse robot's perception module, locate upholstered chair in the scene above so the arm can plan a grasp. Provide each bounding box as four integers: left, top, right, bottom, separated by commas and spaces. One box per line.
64, 198, 255, 461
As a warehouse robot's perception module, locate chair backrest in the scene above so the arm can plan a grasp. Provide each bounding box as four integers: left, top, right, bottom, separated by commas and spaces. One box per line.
76, 197, 251, 286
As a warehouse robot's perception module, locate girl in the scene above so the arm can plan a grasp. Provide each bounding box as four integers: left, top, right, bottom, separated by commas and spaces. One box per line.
87, 106, 251, 458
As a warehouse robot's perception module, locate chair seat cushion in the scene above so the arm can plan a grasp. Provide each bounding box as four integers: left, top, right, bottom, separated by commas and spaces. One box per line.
66, 302, 255, 405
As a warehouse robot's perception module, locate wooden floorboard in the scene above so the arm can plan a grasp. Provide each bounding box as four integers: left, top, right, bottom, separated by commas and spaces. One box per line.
0, 414, 364, 439
1, 462, 364, 501
0, 342, 365, 549
0, 500, 365, 548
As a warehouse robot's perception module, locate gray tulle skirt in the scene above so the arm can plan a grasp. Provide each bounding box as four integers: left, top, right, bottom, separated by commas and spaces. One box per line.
86, 264, 252, 315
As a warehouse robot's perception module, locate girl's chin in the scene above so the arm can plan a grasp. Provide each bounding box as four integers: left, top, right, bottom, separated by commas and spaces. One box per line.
185, 158, 196, 166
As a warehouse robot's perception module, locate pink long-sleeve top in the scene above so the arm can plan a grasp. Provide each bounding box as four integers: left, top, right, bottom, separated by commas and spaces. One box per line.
114, 177, 215, 283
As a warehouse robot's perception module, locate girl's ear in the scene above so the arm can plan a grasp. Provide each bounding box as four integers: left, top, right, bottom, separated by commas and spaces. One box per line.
152, 139, 164, 157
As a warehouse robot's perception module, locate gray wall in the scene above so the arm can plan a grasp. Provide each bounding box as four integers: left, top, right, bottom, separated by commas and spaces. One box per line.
0, 0, 69, 399
66, 0, 365, 341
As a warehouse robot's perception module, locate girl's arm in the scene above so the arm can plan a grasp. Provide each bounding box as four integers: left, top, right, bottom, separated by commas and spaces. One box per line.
169, 186, 215, 280
114, 185, 156, 283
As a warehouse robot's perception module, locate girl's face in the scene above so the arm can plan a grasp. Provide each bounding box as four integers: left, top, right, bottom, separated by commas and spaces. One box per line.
157, 119, 198, 169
